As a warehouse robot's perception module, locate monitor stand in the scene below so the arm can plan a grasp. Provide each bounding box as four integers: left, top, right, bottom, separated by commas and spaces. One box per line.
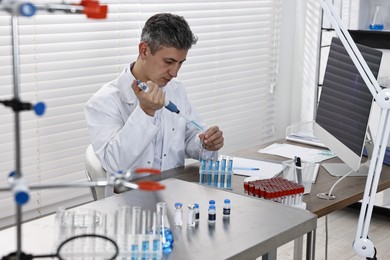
322, 162, 369, 177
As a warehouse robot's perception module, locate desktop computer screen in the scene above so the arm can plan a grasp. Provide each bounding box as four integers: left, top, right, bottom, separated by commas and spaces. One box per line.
313, 37, 382, 177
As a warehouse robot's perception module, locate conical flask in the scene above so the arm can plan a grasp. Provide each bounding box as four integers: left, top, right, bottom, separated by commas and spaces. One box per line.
156, 202, 174, 254
369, 5, 384, 30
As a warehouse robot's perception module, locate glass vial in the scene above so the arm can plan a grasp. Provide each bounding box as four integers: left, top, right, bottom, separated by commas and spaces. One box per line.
174, 203, 183, 227
208, 205, 216, 224
187, 204, 196, 227
369, 5, 384, 31
194, 203, 200, 223
208, 200, 216, 224
223, 199, 231, 218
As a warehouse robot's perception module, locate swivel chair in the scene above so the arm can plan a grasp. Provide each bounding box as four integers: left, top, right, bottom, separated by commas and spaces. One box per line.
84, 144, 107, 200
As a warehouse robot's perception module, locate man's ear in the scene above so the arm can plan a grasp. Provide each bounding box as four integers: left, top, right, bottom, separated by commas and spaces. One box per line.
139, 42, 148, 59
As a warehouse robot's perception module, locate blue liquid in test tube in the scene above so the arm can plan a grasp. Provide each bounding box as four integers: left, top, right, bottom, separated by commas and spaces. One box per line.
214, 160, 220, 187
131, 244, 139, 260
227, 157, 233, 189
208, 160, 213, 185
200, 159, 206, 184
220, 157, 226, 188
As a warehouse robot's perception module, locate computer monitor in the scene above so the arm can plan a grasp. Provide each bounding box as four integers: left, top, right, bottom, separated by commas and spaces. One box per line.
313, 37, 382, 177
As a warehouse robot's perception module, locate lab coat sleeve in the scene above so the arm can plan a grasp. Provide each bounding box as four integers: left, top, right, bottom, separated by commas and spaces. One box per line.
85, 91, 159, 174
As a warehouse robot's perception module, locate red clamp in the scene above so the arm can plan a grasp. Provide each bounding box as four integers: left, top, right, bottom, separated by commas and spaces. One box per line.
78, 0, 108, 19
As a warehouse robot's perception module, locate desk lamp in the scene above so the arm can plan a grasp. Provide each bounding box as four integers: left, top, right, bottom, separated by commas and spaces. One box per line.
318, 0, 390, 258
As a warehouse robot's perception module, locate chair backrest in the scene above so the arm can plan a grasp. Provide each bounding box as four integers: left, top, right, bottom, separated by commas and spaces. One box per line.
84, 144, 107, 200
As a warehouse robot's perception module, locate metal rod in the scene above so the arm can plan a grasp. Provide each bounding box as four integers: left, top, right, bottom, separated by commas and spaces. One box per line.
11, 12, 23, 260
35, 4, 84, 14
0, 180, 139, 191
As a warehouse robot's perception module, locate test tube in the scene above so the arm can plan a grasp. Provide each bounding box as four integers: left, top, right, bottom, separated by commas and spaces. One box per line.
141, 209, 150, 255
200, 159, 206, 184
227, 157, 233, 189
117, 206, 131, 253
208, 159, 213, 186
145, 209, 152, 234
214, 160, 220, 187
220, 156, 227, 188
151, 211, 160, 253
131, 206, 141, 255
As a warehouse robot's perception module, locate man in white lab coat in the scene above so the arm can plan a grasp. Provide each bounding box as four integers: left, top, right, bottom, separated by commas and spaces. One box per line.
85, 13, 224, 175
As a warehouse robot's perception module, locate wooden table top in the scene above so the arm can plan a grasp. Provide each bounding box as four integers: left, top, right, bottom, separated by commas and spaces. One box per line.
140, 140, 390, 218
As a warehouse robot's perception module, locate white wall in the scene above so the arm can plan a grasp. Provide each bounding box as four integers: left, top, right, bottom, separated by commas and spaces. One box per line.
274, 0, 321, 141
272, 0, 298, 141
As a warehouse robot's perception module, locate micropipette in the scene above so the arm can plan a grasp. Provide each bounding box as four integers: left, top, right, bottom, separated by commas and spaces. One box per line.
136, 80, 205, 131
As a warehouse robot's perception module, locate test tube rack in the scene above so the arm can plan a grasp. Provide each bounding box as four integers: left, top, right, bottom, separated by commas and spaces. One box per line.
55, 204, 166, 259
198, 157, 233, 189
244, 177, 305, 207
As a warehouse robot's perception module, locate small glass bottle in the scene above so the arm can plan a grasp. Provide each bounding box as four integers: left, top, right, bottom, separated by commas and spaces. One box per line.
208, 205, 216, 224
174, 202, 183, 226
194, 203, 200, 223
187, 204, 196, 227
223, 199, 231, 218
369, 5, 384, 31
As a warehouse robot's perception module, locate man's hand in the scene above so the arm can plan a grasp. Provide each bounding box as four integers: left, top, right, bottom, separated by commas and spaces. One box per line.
131, 80, 165, 116
199, 126, 224, 151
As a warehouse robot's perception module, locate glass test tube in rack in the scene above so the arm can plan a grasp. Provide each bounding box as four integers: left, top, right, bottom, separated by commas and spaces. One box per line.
244, 177, 305, 206
54, 202, 175, 259
199, 156, 233, 189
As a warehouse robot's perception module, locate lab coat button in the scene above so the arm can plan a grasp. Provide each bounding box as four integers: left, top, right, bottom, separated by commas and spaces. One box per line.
163, 154, 166, 157
147, 161, 151, 164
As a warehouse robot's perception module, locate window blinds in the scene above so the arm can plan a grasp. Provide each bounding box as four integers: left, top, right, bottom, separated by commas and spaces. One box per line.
0, 0, 282, 229
300, 0, 321, 121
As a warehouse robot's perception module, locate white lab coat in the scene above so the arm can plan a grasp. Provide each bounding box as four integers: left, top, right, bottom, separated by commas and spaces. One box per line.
84, 65, 206, 174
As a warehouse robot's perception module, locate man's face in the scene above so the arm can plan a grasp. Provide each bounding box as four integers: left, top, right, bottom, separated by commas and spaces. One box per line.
141, 43, 188, 87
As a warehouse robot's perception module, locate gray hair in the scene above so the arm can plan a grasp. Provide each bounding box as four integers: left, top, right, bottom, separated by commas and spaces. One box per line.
141, 13, 198, 54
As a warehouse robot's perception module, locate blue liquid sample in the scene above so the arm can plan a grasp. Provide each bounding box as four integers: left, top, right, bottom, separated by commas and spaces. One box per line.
208, 160, 213, 185
131, 244, 139, 260
141, 240, 150, 260
200, 159, 206, 184
214, 160, 219, 187
220, 158, 226, 188
161, 228, 174, 254
153, 238, 160, 251
227, 158, 233, 188
142, 240, 149, 251
369, 24, 384, 30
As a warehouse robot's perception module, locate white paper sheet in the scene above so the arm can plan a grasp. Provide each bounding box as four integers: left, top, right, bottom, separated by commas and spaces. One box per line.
230, 156, 283, 178
257, 143, 336, 162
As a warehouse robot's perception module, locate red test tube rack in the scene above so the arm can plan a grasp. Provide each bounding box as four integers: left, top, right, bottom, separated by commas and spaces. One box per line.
244, 177, 305, 206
